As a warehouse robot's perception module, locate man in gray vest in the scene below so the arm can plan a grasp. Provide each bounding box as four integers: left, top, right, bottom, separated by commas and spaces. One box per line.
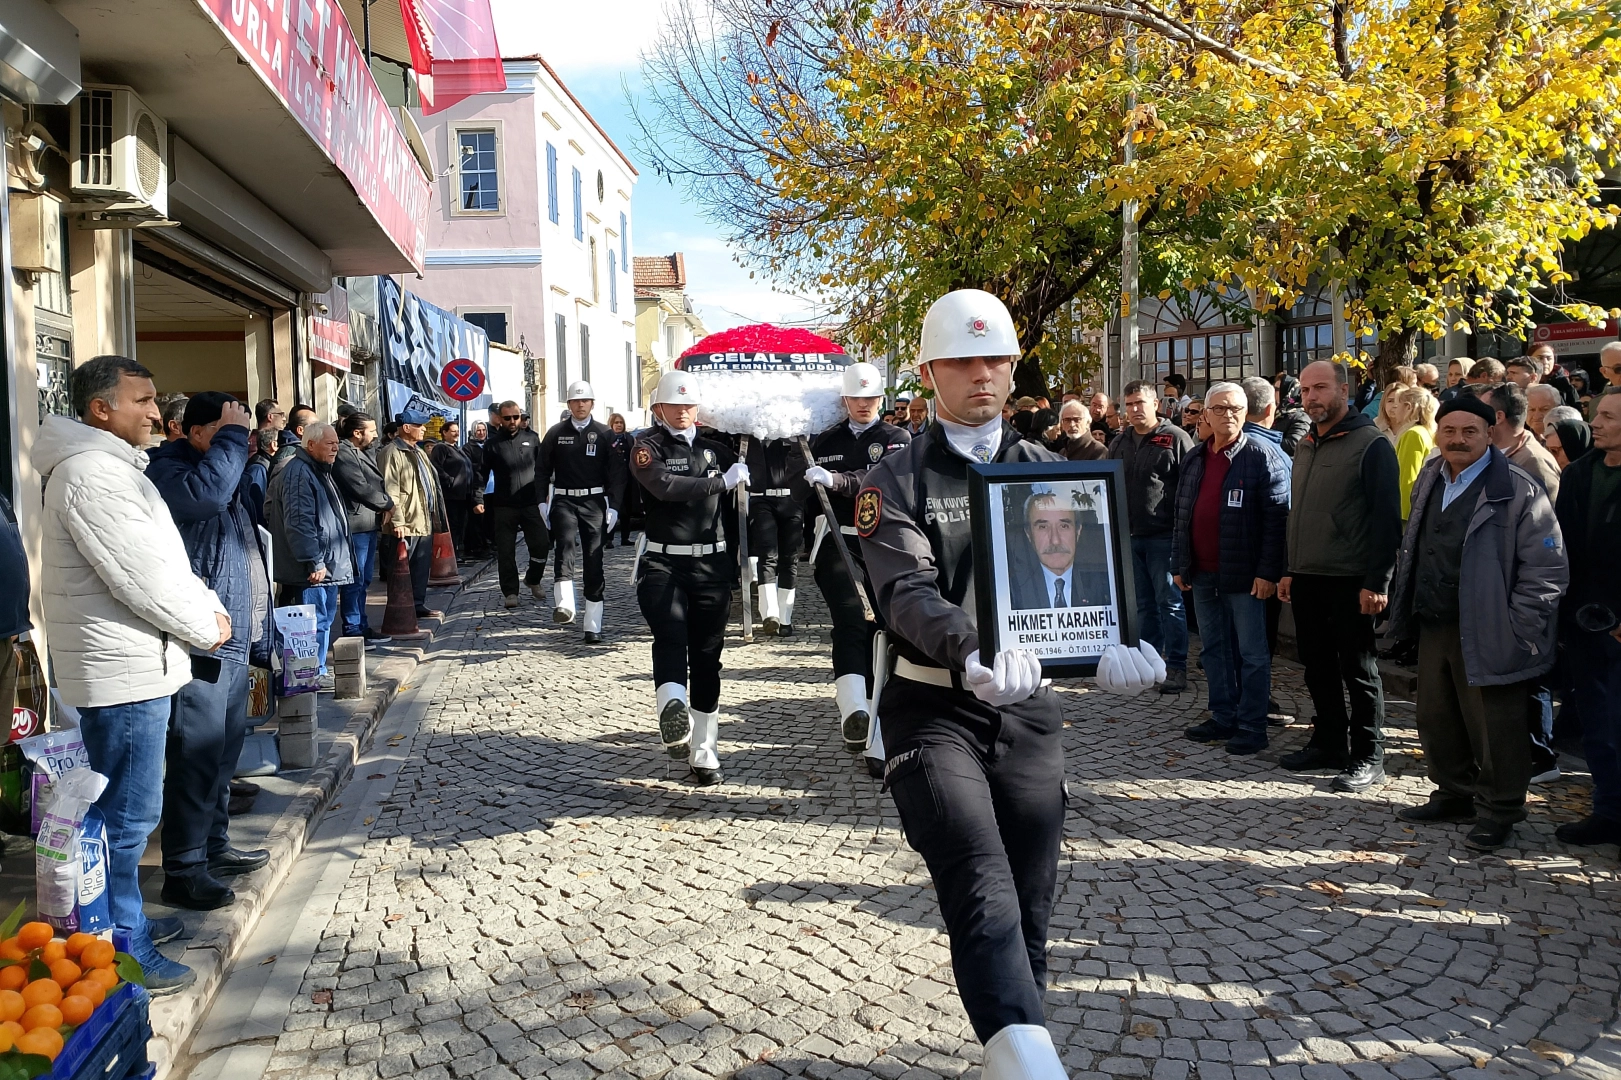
1277, 360, 1401, 792
1385, 395, 1566, 850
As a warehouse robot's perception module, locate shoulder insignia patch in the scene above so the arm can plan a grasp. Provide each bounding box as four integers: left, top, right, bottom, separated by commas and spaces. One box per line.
856, 488, 882, 537
634, 445, 652, 469
868, 442, 884, 462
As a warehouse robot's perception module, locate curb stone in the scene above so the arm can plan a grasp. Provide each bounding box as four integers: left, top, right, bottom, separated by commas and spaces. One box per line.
146, 555, 492, 1078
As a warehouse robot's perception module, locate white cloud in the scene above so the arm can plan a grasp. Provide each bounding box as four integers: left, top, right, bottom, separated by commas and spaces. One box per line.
491, 0, 671, 76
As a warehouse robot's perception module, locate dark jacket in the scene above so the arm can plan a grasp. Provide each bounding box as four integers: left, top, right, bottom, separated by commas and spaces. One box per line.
1170, 432, 1292, 593
1047, 430, 1108, 461
1390, 449, 1568, 683
480, 427, 546, 508
146, 425, 267, 665
265, 449, 354, 587
1108, 420, 1195, 536
1554, 447, 1621, 628
428, 438, 482, 501
0, 493, 31, 640
332, 441, 393, 534
1286, 410, 1401, 591
1270, 408, 1311, 456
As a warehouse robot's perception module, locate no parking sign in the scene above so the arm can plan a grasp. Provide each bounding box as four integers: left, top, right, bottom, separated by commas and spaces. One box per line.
439, 358, 486, 402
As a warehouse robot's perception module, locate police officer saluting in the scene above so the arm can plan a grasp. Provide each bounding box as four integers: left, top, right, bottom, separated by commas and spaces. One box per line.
632, 371, 748, 785
539, 381, 628, 643
745, 437, 807, 635
858, 290, 1164, 1080
807, 362, 910, 762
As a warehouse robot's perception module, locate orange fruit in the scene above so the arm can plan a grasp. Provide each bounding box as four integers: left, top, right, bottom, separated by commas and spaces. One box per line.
0, 939, 25, 962
40, 940, 66, 965
59, 995, 92, 1026
63, 933, 94, 960
66, 981, 103, 1008
0, 990, 22, 1023
15, 1026, 62, 1060
15, 923, 53, 952
0, 966, 26, 992
83, 967, 118, 992
20, 1003, 61, 1032
48, 959, 81, 990
79, 940, 116, 971
0, 1024, 12, 1052
20, 979, 61, 1009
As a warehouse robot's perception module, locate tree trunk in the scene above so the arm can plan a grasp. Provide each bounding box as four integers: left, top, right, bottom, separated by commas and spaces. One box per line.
1373, 326, 1416, 390
1013, 354, 1049, 400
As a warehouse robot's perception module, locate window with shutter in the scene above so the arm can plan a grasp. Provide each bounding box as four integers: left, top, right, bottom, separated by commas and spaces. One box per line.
555, 313, 568, 392
571, 168, 583, 241
620, 212, 628, 264
546, 143, 559, 224
580, 324, 591, 382
608, 251, 618, 313
626, 343, 637, 408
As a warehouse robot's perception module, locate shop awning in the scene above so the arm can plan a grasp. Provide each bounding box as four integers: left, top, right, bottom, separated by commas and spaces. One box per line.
0, 0, 80, 105
51, 0, 432, 276
399, 0, 506, 114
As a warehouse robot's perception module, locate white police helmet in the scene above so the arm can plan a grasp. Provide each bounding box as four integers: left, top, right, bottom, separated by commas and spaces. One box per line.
919, 289, 1021, 365
565, 380, 595, 402
652, 370, 702, 406
842, 362, 884, 399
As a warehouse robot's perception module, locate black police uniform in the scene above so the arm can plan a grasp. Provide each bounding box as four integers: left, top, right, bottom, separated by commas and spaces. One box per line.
539, 417, 629, 602
480, 426, 550, 598
746, 438, 808, 593
807, 418, 910, 692
856, 421, 1066, 1044
631, 425, 739, 714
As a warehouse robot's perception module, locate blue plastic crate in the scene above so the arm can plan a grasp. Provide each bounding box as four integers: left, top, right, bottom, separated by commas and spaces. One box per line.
51, 981, 151, 1080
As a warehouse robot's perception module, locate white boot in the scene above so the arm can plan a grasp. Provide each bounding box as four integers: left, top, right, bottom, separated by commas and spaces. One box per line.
552, 578, 576, 624
981, 1025, 1067, 1080
583, 599, 604, 640
688, 708, 722, 785
656, 682, 690, 758
780, 589, 796, 635
835, 673, 870, 752
747, 556, 759, 584
863, 714, 885, 778
759, 583, 781, 634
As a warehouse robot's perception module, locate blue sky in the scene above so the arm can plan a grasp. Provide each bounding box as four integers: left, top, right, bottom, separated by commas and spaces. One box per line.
490, 0, 816, 333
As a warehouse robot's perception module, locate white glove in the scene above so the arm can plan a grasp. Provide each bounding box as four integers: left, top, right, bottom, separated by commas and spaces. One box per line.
538, 502, 551, 527
723, 462, 750, 490
605, 507, 619, 533
805, 465, 835, 487
964, 648, 1043, 707
1095, 641, 1167, 696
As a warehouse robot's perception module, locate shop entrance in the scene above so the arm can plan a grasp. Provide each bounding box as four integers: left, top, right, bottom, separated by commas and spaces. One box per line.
131, 259, 258, 401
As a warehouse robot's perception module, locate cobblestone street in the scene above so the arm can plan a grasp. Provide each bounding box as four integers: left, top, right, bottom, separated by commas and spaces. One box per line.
243, 547, 1620, 1080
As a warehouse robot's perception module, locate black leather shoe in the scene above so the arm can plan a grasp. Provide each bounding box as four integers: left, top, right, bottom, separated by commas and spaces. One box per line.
583, 631, 603, 644
761, 615, 781, 635
842, 711, 870, 753
1185, 720, 1235, 743
691, 766, 723, 786
1280, 746, 1349, 772
659, 699, 692, 760
1555, 814, 1621, 847
208, 847, 270, 876
1465, 819, 1515, 851
1333, 759, 1387, 793
1397, 798, 1475, 824
161, 873, 235, 911
778, 623, 795, 637
865, 757, 884, 779
1159, 668, 1189, 694
1225, 734, 1268, 756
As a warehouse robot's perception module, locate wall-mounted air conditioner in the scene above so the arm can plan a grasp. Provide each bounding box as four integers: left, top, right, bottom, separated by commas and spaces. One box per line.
69, 84, 169, 219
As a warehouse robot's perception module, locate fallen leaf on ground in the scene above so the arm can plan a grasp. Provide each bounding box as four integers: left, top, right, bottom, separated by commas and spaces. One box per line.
1132, 1022, 1159, 1037
1528, 1040, 1574, 1065
1306, 880, 1345, 897
1414, 897, 1448, 908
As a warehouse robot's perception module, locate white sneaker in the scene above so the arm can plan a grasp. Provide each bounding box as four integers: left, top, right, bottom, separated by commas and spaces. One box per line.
982, 1025, 1067, 1080
503, 594, 519, 609
1530, 766, 1561, 784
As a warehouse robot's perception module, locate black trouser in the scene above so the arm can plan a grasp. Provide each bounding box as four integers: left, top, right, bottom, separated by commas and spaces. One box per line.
814, 534, 877, 688
1291, 573, 1384, 763
1416, 621, 1531, 823
551, 494, 607, 601
380, 534, 431, 605
881, 678, 1065, 1043
491, 504, 550, 598
163, 657, 251, 882
636, 552, 732, 712
445, 498, 472, 559
749, 495, 803, 588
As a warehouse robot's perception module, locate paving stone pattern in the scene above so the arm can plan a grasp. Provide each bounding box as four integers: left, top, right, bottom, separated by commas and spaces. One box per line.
258, 547, 1620, 1080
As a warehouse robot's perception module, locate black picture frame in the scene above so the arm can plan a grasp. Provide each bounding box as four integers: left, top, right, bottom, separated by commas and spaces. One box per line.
967, 459, 1139, 677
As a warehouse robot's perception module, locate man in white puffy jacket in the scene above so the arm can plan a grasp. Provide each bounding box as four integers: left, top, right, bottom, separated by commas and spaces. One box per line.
35, 355, 229, 995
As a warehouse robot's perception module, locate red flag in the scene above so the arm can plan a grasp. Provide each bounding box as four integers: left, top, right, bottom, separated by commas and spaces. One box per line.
399, 0, 507, 114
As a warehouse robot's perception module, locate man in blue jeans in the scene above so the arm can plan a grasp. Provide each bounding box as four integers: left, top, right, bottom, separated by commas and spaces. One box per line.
1170, 382, 1291, 754
1111, 379, 1196, 693
36, 356, 231, 994
332, 412, 392, 643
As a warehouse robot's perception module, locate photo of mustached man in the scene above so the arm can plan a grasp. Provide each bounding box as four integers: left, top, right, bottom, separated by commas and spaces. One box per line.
1008, 485, 1112, 611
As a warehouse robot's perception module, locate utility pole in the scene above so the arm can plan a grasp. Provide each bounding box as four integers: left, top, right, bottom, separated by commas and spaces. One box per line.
1119, 20, 1140, 389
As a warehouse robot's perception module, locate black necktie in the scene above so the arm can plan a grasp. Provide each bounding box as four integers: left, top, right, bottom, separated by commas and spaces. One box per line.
1054, 578, 1067, 607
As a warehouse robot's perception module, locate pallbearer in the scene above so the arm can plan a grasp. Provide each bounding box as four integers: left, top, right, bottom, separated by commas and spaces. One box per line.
745, 437, 807, 635
538, 381, 628, 643
631, 372, 749, 785
858, 289, 1164, 1080
806, 362, 910, 764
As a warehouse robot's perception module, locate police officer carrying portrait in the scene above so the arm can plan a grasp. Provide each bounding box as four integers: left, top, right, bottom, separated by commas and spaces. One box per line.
858, 289, 1164, 1080
745, 437, 807, 636
806, 361, 911, 762
538, 381, 629, 643
631, 371, 749, 786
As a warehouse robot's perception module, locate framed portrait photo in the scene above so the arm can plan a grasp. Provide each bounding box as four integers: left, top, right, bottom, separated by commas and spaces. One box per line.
968, 460, 1138, 677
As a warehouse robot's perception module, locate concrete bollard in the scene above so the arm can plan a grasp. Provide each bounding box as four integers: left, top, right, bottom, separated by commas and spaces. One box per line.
277, 693, 319, 768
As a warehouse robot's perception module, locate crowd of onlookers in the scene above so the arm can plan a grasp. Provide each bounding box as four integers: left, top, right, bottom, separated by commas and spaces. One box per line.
947, 342, 1618, 855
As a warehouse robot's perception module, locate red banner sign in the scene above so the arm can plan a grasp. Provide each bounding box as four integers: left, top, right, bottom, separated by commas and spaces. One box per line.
195, 0, 431, 272
309, 313, 352, 371
1532, 318, 1619, 356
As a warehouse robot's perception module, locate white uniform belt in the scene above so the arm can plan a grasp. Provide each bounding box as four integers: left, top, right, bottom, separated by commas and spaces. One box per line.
557, 487, 604, 497
840, 525, 860, 536
762, 488, 792, 497
894, 657, 962, 689
645, 540, 727, 556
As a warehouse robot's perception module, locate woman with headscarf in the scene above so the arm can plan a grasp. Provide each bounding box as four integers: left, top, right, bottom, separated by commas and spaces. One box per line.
1545, 415, 1593, 470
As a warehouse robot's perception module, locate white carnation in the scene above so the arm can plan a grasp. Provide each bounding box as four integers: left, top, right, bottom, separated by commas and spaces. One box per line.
694, 371, 849, 440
